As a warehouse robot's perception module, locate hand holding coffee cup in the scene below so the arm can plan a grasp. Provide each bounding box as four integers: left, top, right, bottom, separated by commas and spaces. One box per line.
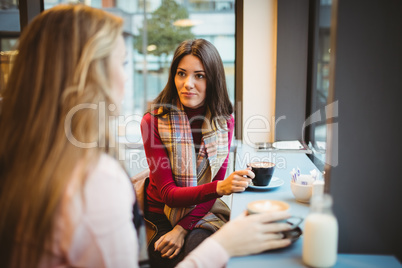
247, 200, 304, 242
247, 161, 275, 186
216, 169, 253, 195
210, 210, 293, 257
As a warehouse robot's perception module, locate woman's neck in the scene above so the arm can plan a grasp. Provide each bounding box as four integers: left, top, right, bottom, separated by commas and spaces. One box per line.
183, 105, 206, 120
183, 105, 206, 152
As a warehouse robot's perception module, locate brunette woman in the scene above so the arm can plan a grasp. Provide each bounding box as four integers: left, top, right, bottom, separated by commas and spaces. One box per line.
141, 39, 258, 267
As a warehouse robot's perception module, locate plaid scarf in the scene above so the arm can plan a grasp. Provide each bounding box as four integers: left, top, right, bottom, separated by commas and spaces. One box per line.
154, 101, 229, 232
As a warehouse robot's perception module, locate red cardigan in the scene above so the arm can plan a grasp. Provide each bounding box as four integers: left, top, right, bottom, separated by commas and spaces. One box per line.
140, 106, 234, 230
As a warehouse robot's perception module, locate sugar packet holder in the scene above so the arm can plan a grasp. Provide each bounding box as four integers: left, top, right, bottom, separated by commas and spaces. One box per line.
290, 168, 319, 185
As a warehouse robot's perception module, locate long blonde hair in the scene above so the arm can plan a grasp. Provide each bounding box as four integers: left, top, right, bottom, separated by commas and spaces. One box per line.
0, 4, 123, 267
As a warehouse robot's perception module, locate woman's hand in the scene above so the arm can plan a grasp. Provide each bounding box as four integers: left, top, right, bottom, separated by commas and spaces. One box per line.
211, 211, 292, 257
216, 169, 253, 195
154, 225, 189, 259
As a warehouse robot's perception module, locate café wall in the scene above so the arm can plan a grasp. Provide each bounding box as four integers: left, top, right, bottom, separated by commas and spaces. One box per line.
328, 0, 402, 261
241, 0, 310, 144
275, 0, 309, 142
242, 0, 277, 145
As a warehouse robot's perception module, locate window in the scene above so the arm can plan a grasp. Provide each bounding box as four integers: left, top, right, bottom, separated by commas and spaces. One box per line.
43, 0, 236, 143
1, 0, 237, 175
0, 0, 20, 93
0, 0, 20, 33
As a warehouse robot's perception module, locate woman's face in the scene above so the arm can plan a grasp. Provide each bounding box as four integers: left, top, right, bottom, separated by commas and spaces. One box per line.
109, 35, 127, 105
175, 54, 207, 109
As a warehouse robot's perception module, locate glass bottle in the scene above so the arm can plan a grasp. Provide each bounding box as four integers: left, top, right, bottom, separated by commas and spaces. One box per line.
302, 194, 338, 267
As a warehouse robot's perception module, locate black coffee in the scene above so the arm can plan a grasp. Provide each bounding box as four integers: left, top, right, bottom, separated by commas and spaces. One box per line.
249, 162, 275, 168
247, 162, 275, 186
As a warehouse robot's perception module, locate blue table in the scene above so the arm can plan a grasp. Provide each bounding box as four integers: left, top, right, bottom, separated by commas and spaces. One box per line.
227, 143, 401, 267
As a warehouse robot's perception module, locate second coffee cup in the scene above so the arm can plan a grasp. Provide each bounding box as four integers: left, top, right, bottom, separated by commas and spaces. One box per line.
247, 161, 275, 186
247, 200, 303, 229
247, 199, 304, 242
247, 199, 290, 215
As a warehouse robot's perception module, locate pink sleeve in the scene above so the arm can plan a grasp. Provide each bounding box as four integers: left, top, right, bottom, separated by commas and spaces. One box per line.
65, 155, 139, 268
176, 237, 230, 268
141, 113, 221, 207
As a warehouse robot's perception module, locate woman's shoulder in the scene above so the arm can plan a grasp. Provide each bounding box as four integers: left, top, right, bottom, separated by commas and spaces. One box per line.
93, 154, 126, 177
83, 153, 134, 224
224, 114, 235, 132
86, 154, 132, 198
141, 110, 159, 134
58, 154, 137, 266
141, 109, 159, 123
214, 114, 234, 133
59, 154, 134, 239
227, 114, 234, 126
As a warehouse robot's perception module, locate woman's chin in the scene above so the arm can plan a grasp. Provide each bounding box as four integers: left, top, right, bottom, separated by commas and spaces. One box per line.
180, 100, 204, 109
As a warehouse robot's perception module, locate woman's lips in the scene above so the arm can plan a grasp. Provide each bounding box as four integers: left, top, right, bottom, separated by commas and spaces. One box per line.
181, 92, 196, 97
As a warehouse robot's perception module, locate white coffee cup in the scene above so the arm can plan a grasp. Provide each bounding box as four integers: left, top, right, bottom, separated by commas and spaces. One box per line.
247, 200, 303, 229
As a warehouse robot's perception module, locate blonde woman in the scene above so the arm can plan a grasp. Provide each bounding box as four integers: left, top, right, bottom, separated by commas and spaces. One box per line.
0, 4, 292, 268
0, 4, 135, 267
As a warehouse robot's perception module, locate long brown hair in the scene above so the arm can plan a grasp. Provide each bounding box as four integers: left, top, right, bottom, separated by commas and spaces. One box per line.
0, 4, 123, 267
152, 39, 233, 119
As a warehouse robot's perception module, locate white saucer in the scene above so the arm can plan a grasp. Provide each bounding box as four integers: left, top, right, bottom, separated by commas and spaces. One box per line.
247, 177, 284, 190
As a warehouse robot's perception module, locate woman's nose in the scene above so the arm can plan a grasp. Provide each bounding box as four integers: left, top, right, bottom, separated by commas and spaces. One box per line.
184, 76, 194, 89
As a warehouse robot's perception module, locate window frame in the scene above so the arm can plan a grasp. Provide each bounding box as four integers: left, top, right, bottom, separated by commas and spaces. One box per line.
234, 0, 243, 140
306, 0, 333, 172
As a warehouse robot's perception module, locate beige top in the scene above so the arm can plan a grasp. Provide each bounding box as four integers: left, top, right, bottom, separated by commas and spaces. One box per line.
40, 154, 138, 267
39, 153, 229, 268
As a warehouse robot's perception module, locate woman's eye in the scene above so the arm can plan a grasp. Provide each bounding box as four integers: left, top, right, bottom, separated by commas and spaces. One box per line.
177, 71, 185, 77
196, 74, 205, 79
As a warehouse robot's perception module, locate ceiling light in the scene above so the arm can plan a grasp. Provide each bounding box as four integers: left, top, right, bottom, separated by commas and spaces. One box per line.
173, 19, 202, 27
147, 44, 157, 51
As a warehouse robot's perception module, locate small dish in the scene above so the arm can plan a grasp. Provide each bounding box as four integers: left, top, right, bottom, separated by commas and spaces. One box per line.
290, 180, 313, 203
247, 177, 284, 190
